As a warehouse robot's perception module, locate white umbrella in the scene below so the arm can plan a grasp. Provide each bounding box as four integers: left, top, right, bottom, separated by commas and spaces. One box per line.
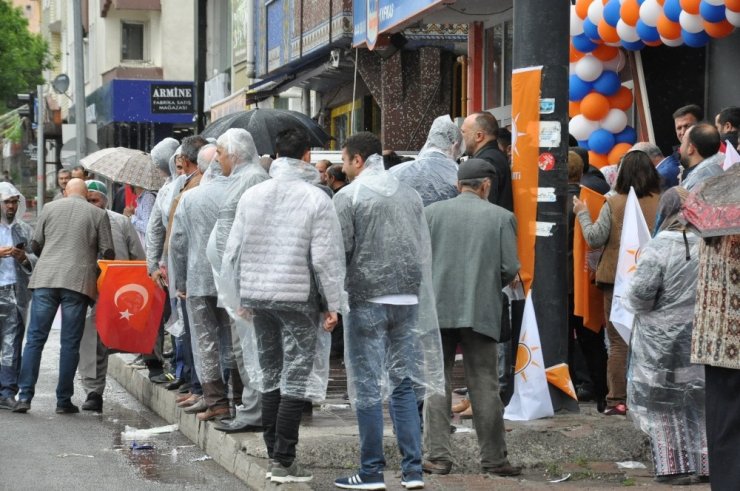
80, 147, 165, 190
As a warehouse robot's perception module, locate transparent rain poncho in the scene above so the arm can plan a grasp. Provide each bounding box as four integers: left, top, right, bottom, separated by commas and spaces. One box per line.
145, 143, 181, 274
218, 157, 348, 401
625, 229, 706, 463
389, 115, 464, 206
334, 154, 445, 409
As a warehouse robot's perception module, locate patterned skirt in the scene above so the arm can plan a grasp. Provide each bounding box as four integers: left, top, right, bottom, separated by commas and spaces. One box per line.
647, 405, 709, 477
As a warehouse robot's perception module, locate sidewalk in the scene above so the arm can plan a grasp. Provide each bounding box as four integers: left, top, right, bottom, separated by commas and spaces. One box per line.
108, 353, 707, 490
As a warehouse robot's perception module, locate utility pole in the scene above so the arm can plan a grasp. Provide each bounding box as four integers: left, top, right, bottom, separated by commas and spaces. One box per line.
513, 0, 577, 412
36, 85, 45, 215
194, 0, 207, 133
73, 0, 87, 161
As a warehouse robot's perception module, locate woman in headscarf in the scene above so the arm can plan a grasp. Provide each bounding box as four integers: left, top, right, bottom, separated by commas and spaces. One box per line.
624, 186, 708, 485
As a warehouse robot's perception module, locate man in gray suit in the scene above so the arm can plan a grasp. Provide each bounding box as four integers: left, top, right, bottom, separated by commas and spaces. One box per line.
422, 159, 521, 477
13, 178, 114, 414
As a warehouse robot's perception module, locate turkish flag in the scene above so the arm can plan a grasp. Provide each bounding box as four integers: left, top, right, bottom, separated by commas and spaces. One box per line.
96, 260, 165, 354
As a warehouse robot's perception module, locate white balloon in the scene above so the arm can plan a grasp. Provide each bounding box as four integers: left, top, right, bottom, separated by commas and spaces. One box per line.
571, 5, 585, 36
679, 11, 704, 33
603, 50, 626, 71
601, 108, 628, 133
660, 35, 684, 46
570, 115, 601, 141
588, 0, 605, 25
639, 0, 661, 27
727, 9, 740, 28
575, 55, 604, 82
617, 19, 641, 42
569, 62, 577, 75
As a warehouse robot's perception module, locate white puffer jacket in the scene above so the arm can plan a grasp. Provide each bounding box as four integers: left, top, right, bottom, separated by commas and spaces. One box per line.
223, 157, 347, 313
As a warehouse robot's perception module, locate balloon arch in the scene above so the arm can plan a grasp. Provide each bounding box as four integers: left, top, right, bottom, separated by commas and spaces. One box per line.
568, 0, 739, 168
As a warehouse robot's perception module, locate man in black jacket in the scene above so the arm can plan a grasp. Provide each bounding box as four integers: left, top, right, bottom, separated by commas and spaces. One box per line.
461, 112, 513, 212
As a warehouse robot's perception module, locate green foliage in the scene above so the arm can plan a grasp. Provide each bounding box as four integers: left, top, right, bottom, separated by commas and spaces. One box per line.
2, 114, 22, 143
0, 0, 53, 113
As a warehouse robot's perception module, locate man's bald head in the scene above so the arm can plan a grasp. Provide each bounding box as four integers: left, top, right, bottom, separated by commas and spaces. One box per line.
65, 178, 89, 197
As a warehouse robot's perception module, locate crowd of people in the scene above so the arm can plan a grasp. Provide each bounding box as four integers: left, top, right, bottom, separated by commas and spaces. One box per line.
0, 102, 737, 489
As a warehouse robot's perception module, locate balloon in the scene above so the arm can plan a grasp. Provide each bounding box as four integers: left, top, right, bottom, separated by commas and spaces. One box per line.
704, 19, 735, 37
637, 19, 661, 41
603, 50, 627, 71
639, 0, 662, 26
682, 28, 710, 46
588, 0, 605, 24
598, 19, 622, 42
621, 39, 646, 50
680, 11, 705, 32
663, 0, 683, 22
702, 0, 725, 5
571, 5, 585, 36
644, 39, 664, 46
578, 140, 590, 150
573, 33, 599, 52
589, 151, 610, 168
617, 19, 641, 41
615, 125, 638, 144
621, 0, 641, 26
727, 0, 740, 12
576, 55, 604, 82
661, 34, 686, 45
680, 0, 701, 15
569, 74, 594, 101
575, 0, 594, 20
593, 70, 622, 95
700, 1, 726, 22
569, 114, 601, 141
608, 86, 634, 110
657, 13, 682, 39
584, 18, 602, 40
727, 9, 740, 28
581, 92, 611, 120
604, 0, 622, 26
592, 44, 619, 61
601, 108, 629, 133
569, 101, 582, 118
570, 42, 586, 62
608, 142, 634, 164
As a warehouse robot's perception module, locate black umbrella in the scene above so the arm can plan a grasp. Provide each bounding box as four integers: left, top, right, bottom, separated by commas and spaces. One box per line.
200, 108, 331, 155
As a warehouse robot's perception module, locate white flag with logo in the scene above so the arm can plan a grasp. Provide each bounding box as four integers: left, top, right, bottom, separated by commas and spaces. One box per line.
610, 187, 651, 343
724, 140, 740, 170
504, 291, 554, 421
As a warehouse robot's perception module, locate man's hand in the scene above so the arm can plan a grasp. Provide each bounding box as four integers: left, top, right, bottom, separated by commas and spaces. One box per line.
123, 206, 135, 218
237, 306, 254, 321
323, 311, 338, 332
176, 290, 187, 300
151, 270, 167, 289
573, 196, 588, 215
0, 246, 13, 258
9, 247, 27, 264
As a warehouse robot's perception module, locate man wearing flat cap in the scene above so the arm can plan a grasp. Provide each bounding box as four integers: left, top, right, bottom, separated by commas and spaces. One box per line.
422, 158, 522, 477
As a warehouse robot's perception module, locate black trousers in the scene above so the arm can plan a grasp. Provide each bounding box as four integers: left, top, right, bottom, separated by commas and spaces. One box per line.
568, 294, 608, 403
705, 365, 740, 490
262, 389, 306, 467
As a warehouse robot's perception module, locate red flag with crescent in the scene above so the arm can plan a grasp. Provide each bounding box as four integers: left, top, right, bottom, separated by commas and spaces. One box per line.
96, 260, 165, 354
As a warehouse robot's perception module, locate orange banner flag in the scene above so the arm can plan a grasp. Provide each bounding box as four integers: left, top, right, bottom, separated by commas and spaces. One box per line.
511, 66, 542, 294
546, 363, 578, 400
96, 261, 165, 354
573, 186, 606, 332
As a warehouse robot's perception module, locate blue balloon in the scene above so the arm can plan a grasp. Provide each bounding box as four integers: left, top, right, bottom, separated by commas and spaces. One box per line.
699, 1, 726, 23
615, 126, 637, 145
663, 0, 682, 22
621, 39, 646, 51
589, 129, 617, 154
569, 74, 593, 102
572, 33, 598, 52
583, 19, 601, 41
636, 0, 646, 4
603, 0, 621, 27
592, 70, 621, 96
636, 20, 660, 42
578, 139, 590, 150
682, 29, 710, 47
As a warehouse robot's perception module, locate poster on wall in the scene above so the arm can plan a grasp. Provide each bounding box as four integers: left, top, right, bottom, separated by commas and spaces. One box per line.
352, 0, 446, 49
232, 0, 248, 63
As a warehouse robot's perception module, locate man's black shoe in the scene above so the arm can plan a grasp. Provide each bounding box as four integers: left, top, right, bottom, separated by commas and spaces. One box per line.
12, 400, 30, 413
55, 403, 80, 414
150, 372, 176, 384
0, 396, 16, 410
178, 383, 192, 394
165, 378, 185, 390
82, 393, 103, 412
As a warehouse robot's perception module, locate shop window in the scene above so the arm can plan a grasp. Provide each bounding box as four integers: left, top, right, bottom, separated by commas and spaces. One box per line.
484, 20, 513, 110
121, 22, 145, 61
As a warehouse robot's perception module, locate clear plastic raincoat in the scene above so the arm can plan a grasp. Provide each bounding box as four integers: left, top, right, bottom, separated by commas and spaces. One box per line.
219, 157, 347, 401
334, 155, 445, 409
145, 140, 180, 274
389, 115, 464, 206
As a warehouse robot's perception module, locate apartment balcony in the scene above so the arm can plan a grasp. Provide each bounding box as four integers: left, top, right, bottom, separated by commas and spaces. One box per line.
101, 0, 161, 17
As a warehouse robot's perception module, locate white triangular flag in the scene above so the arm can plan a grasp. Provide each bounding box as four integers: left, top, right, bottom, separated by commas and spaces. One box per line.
504, 291, 554, 421
723, 140, 740, 170
610, 187, 651, 343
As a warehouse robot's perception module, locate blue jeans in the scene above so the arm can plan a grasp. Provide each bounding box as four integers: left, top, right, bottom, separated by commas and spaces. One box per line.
18, 288, 89, 406
0, 288, 25, 398
345, 301, 423, 477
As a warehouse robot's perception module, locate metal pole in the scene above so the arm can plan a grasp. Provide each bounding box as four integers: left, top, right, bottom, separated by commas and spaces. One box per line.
194, 0, 207, 133
36, 85, 45, 215
72, 0, 87, 161
513, 0, 577, 412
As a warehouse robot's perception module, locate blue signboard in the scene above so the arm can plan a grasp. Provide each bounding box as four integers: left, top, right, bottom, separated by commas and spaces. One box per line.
87, 80, 195, 126
353, 0, 446, 49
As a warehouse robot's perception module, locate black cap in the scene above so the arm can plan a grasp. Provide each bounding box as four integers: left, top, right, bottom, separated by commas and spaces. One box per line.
458, 158, 497, 181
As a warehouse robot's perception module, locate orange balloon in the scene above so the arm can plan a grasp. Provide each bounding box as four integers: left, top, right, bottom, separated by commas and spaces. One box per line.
680, 0, 700, 15
608, 86, 634, 111
704, 20, 735, 39
656, 0, 665, 5
575, 0, 593, 20
598, 20, 621, 44
727, 0, 740, 12
657, 14, 682, 40
644, 39, 663, 47
592, 44, 619, 61
580, 93, 611, 121
620, 0, 640, 26
608, 142, 633, 165
569, 101, 582, 118
589, 151, 609, 168
570, 42, 586, 62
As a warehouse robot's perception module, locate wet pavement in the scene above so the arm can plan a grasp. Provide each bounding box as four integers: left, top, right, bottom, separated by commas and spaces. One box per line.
0, 328, 245, 491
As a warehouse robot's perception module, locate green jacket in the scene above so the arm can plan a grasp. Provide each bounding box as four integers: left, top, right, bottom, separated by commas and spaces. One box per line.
425, 192, 520, 340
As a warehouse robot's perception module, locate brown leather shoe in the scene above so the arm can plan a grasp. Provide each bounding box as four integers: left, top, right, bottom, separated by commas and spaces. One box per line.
483, 463, 522, 477
451, 398, 470, 414
459, 405, 473, 419
175, 392, 192, 404
423, 460, 452, 475
196, 406, 230, 422
177, 394, 199, 408
183, 397, 207, 414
